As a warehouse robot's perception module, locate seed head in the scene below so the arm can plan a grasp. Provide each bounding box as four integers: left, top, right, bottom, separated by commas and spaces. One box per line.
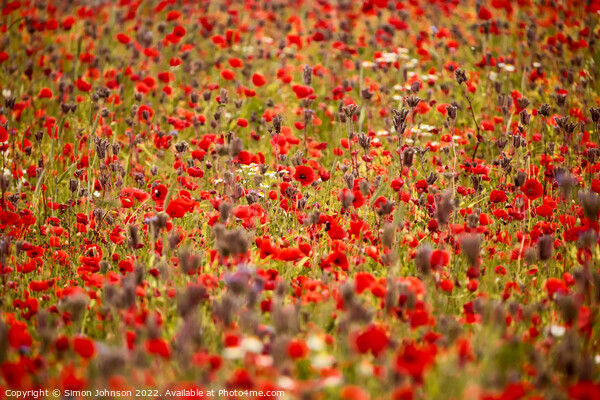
272, 115, 283, 134
455, 68, 468, 85
538, 103, 551, 117
69, 179, 79, 194
405, 94, 421, 109
590, 107, 600, 125
410, 81, 421, 93
519, 109, 531, 126
446, 104, 457, 120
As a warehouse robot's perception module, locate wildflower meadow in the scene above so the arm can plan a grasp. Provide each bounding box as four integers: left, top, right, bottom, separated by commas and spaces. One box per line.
0, 0, 599, 399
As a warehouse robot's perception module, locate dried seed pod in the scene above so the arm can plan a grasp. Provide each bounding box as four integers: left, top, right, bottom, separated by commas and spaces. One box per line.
455, 68, 468, 84
405, 94, 421, 108
446, 104, 457, 120
538, 103, 551, 117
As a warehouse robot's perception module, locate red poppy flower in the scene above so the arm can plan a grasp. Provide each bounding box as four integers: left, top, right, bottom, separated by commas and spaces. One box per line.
287, 339, 309, 359
152, 184, 168, 202
166, 197, 195, 218
73, 336, 95, 359
293, 165, 315, 186
145, 338, 171, 358
478, 6, 492, 20
252, 73, 266, 87
116, 33, 130, 44
76, 78, 91, 92
38, 88, 53, 99
355, 324, 389, 357
187, 167, 204, 178
277, 247, 304, 261
321, 250, 349, 271
521, 179, 543, 200
394, 342, 435, 381
221, 69, 235, 80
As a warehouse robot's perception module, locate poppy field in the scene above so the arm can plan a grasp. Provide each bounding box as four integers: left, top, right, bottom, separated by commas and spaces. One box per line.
2, 0, 600, 399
